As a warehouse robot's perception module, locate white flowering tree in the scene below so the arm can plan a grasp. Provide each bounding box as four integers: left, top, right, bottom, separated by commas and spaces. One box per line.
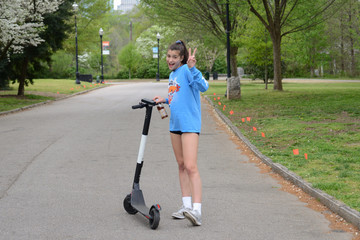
135, 25, 176, 59
0, 0, 62, 61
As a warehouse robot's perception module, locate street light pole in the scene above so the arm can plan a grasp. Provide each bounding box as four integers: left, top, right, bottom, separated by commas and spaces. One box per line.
156, 32, 160, 81
99, 28, 104, 84
73, 2, 80, 84
226, 0, 231, 79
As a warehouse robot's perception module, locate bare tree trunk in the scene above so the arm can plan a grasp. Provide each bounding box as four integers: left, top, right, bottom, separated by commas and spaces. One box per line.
17, 58, 28, 96
230, 46, 238, 77
272, 34, 283, 91
348, 2, 356, 77
310, 47, 315, 77
265, 64, 268, 90
333, 58, 337, 75
340, 16, 346, 74
350, 37, 356, 77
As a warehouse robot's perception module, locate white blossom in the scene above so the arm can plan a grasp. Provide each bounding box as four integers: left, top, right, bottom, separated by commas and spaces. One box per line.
0, 0, 63, 59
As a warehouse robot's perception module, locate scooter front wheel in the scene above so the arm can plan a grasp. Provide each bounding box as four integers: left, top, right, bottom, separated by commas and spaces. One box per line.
123, 194, 138, 215
149, 208, 160, 229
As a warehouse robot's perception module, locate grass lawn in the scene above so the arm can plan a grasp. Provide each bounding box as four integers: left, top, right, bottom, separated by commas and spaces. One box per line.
206, 80, 360, 212
0, 79, 105, 112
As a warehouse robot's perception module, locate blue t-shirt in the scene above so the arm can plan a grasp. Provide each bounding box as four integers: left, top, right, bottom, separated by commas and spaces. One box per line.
165, 64, 209, 133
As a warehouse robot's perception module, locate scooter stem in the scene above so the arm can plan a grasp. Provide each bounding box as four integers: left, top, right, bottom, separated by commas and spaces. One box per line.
142, 105, 153, 136
133, 105, 153, 189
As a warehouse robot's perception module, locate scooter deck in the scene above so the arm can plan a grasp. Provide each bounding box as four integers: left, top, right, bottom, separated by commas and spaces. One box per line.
131, 189, 150, 216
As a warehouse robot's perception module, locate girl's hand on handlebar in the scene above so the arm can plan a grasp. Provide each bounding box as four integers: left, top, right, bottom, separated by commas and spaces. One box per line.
153, 96, 166, 104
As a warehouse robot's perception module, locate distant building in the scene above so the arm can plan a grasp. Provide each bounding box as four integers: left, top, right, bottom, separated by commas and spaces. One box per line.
115, 0, 139, 12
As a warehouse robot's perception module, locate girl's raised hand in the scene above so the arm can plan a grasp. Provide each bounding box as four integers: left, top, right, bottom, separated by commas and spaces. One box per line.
187, 48, 197, 69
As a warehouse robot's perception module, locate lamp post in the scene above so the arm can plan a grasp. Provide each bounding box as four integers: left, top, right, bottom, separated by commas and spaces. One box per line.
73, 2, 80, 84
226, 0, 231, 79
156, 32, 160, 81
99, 28, 104, 84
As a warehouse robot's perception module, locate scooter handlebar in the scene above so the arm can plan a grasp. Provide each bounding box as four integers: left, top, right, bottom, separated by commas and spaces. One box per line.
132, 103, 145, 109
141, 98, 156, 106
131, 98, 157, 109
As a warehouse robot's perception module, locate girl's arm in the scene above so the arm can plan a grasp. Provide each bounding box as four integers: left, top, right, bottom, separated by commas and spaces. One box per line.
187, 48, 209, 92
189, 67, 209, 92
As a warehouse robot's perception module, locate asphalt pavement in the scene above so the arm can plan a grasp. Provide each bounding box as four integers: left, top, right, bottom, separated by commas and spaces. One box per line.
0, 82, 353, 239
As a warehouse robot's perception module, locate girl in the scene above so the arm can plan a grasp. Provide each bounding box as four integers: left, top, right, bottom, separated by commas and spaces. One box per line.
153, 40, 208, 226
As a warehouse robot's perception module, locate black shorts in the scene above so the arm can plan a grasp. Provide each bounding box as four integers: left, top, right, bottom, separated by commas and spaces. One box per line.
170, 131, 199, 135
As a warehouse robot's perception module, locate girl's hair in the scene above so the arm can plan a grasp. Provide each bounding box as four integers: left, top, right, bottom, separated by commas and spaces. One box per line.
168, 40, 189, 64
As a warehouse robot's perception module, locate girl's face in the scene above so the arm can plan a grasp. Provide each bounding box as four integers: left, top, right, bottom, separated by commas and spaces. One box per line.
166, 50, 184, 71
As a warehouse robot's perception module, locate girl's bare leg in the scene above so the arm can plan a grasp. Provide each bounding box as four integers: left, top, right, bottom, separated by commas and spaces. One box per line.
170, 133, 192, 197
181, 133, 201, 203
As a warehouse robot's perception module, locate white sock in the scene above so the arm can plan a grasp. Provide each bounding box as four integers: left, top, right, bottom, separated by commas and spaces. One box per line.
193, 203, 202, 214
182, 196, 192, 209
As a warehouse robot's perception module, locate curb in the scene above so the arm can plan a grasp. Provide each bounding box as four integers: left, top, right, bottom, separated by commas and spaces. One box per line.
205, 96, 360, 229
0, 85, 108, 117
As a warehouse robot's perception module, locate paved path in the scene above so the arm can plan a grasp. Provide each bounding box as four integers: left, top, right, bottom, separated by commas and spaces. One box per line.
0, 82, 352, 239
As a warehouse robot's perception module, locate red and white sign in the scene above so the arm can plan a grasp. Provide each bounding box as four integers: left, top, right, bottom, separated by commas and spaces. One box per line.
102, 41, 110, 55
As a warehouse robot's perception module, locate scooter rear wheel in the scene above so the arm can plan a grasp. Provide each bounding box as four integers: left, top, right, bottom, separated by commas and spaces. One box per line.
149, 208, 160, 229
123, 194, 138, 215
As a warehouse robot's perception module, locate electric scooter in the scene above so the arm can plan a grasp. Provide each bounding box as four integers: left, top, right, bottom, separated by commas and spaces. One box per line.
123, 98, 161, 230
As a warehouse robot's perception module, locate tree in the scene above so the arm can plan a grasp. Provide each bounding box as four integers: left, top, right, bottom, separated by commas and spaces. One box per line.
345, 0, 359, 77
103, 12, 136, 76
49, 50, 74, 78
140, 0, 248, 99
118, 42, 142, 79
246, 0, 344, 90
326, 0, 360, 77
0, 0, 63, 90
5, 0, 73, 96
283, 23, 329, 78
135, 25, 176, 60
238, 14, 273, 88
0, 0, 62, 61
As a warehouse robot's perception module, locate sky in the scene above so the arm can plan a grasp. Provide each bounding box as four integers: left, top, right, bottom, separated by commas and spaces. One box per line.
113, 0, 121, 9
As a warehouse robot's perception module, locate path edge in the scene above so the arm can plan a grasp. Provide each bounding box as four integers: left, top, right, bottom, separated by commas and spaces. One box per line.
0, 85, 108, 117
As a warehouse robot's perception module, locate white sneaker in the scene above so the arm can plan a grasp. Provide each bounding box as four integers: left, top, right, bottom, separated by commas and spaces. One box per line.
172, 205, 189, 219
183, 209, 202, 226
